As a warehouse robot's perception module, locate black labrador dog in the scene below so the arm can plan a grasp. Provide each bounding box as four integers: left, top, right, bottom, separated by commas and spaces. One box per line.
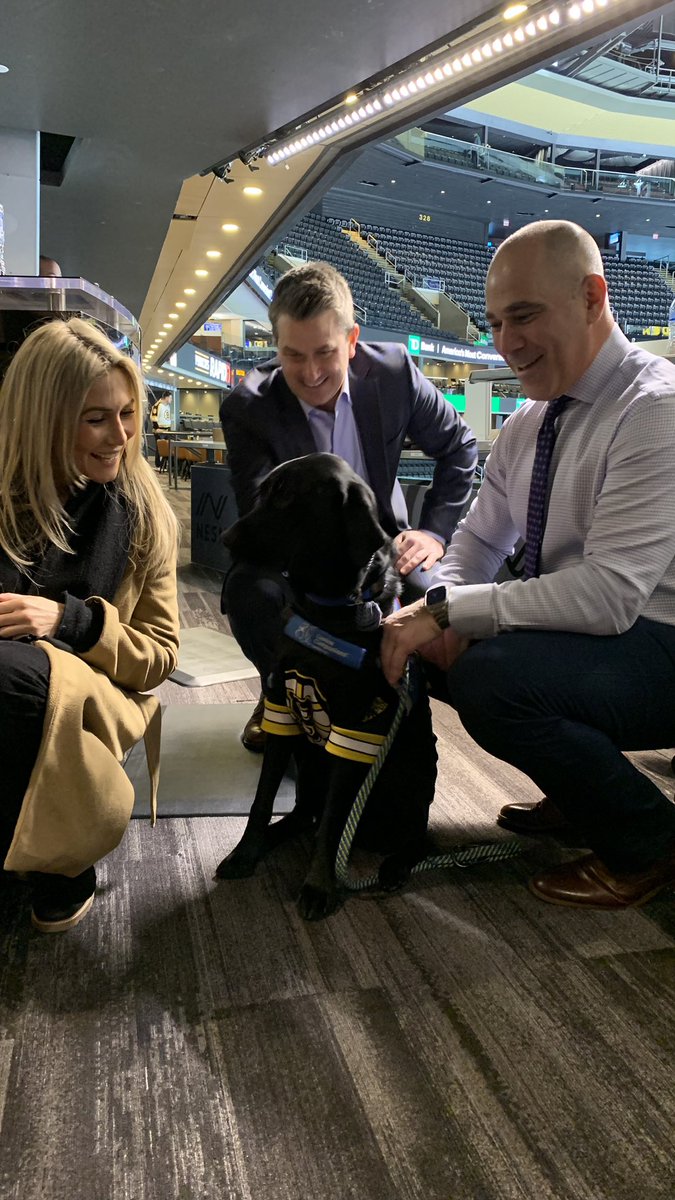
216, 453, 437, 920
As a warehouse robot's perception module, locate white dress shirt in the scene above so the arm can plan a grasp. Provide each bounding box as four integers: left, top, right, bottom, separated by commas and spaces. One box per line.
436, 326, 675, 638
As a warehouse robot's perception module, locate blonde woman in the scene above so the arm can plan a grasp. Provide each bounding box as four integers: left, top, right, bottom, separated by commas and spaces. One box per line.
0, 318, 179, 932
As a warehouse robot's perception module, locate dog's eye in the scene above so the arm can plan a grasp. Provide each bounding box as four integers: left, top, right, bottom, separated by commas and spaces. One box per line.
268, 482, 293, 508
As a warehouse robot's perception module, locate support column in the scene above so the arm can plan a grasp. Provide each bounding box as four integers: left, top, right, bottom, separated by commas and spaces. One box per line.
0, 128, 40, 274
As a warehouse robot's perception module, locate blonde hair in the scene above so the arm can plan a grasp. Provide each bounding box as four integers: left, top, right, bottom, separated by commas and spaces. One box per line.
0, 317, 178, 573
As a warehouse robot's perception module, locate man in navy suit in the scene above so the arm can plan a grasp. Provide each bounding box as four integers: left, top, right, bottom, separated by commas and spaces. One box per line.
220, 260, 477, 750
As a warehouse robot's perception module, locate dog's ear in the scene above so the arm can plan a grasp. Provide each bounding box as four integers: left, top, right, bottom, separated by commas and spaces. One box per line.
344, 481, 387, 567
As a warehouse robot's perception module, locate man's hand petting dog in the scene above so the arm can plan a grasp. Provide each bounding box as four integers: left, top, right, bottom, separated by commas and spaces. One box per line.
381, 599, 469, 687
393, 530, 444, 576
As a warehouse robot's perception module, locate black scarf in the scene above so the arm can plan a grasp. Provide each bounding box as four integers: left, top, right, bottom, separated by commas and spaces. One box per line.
0, 481, 132, 603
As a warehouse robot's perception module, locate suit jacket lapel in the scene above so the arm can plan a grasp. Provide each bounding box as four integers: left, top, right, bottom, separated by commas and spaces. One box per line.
349, 359, 393, 524
273, 374, 317, 460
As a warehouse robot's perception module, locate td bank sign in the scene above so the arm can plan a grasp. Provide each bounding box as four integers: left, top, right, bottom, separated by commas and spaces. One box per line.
407, 333, 504, 366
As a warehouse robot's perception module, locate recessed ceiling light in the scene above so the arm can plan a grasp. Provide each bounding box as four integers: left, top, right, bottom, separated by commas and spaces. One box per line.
243, 186, 263, 196
184, 288, 196, 295
487, 199, 492, 204
345, 93, 358, 104
175, 301, 186, 308
646, 217, 651, 222
206, 250, 222, 259
596, 213, 601, 217
222, 223, 239, 233
168, 312, 179, 319
195, 269, 209, 277
0, 65, 9, 74
441, 190, 445, 194
503, 3, 528, 18
544, 208, 549, 213
163, 322, 173, 328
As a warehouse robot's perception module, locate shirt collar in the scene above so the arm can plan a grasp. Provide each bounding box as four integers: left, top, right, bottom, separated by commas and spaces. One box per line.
564, 325, 631, 406
297, 374, 351, 420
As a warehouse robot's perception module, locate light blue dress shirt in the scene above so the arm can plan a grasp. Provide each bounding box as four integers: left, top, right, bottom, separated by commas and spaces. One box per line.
298, 379, 418, 533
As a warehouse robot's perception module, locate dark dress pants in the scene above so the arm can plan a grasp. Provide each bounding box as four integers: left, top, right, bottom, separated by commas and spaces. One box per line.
0, 641, 51, 863
443, 617, 675, 872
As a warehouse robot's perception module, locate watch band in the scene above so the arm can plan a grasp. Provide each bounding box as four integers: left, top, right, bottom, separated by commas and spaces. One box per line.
426, 599, 451, 631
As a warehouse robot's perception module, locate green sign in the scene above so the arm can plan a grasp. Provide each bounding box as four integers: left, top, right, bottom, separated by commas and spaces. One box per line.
444, 391, 466, 412
408, 334, 421, 354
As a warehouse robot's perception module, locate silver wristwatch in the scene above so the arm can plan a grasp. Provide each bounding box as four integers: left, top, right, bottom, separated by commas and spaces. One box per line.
424, 584, 451, 630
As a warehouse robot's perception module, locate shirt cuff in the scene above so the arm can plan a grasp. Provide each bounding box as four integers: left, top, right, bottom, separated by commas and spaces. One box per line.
447, 583, 498, 639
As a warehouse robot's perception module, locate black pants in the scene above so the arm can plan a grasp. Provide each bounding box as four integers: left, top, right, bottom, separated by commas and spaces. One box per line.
442, 619, 675, 872
0, 641, 50, 864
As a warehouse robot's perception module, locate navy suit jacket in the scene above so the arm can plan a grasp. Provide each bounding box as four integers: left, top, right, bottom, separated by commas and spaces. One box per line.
220, 341, 477, 541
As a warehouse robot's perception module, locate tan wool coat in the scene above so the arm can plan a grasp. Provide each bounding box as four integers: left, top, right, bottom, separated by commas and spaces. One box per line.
4, 558, 179, 877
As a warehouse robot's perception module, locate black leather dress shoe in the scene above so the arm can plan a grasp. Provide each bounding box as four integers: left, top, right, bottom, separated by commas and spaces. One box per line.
241, 693, 266, 753
497, 796, 573, 836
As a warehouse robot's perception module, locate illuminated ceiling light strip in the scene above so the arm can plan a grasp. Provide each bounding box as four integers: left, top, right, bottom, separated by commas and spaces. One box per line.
266, 0, 618, 164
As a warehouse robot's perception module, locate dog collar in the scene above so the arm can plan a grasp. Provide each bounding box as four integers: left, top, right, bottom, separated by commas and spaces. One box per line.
304, 586, 379, 607
284, 613, 366, 669
304, 553, 384, 608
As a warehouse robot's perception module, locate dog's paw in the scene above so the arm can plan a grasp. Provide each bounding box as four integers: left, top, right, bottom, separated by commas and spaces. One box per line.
377, 853, 413, 893
297, 883, 342, 921
214, 848, 259, 880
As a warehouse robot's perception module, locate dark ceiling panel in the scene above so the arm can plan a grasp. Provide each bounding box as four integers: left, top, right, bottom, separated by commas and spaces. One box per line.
1, 0, 498, 317
324, 141, 675, 242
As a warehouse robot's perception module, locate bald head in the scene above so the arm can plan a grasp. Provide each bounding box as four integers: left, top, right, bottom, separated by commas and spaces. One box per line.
39, 255, 62, 278
485, 220, 614, 402
490, 220, 604, 290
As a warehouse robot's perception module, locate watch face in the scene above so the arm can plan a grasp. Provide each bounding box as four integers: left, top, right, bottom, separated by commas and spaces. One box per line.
426, 585, 446, 606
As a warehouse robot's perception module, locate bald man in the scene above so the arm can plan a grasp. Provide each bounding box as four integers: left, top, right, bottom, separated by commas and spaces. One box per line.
382, 219, 675, 910
39, 255, 62, 277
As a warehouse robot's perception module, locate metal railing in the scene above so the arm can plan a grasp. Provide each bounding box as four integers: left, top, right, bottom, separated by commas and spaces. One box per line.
609, 49, 675, 94
345, 217, 472, 331
280, 243, 308, 260
395, 129, 675, 202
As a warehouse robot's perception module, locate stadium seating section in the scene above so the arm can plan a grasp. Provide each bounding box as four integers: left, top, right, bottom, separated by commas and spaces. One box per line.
600, 253, 673, 328
259, 212, 674, 340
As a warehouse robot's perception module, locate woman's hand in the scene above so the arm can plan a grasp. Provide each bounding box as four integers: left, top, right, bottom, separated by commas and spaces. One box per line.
381, 599, 468, 686
0, 593, 65, 639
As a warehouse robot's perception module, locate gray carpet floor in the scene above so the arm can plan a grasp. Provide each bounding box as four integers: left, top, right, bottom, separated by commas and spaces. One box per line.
2, 489, 674, 1199
2, 800, 675, 1200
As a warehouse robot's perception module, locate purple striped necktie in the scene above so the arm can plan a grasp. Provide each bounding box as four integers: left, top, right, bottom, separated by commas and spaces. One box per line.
522, 396, 570, 580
